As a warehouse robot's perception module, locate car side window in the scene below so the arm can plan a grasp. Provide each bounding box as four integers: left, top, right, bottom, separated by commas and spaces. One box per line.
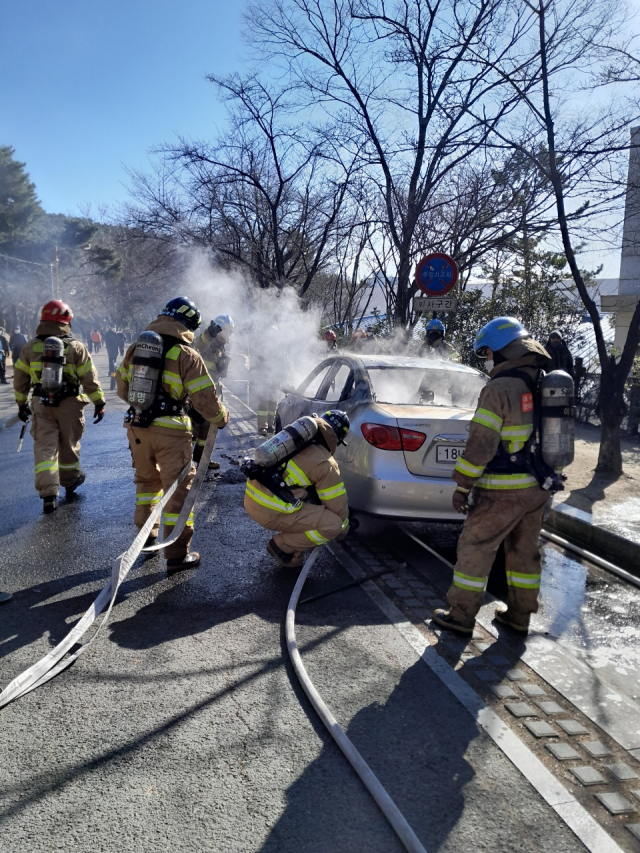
297, 363, 334, 399
324, 364, 353, 403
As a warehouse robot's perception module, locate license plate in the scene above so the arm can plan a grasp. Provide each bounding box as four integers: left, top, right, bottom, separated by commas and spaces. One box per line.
436, 445, 463, 463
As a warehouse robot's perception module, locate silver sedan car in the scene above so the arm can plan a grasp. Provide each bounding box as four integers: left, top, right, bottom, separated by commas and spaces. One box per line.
276, 354, 487, 522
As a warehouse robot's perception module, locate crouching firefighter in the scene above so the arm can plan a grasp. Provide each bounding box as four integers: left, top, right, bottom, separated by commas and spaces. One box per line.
116, 297, 229, 572
13, 300, 105, 514
192, 313, 234, 469
243, 411, 350, 568
433, 317, 574, 636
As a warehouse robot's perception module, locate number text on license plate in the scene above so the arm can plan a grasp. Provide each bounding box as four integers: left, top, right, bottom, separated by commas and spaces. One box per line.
436, 445, 464, 463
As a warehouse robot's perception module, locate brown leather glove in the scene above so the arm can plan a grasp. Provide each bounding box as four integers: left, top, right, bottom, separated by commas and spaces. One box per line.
452, 489, 470, 514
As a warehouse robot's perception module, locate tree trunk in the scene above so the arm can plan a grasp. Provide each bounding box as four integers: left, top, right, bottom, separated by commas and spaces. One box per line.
595, 359, 625, 476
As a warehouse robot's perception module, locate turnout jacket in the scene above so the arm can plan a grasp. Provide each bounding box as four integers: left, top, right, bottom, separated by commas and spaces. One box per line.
116, 316, 228, 435
193, 327, 227, 383
418, 338, 460, 361
453, 337, 550, 492
244, 418, 349, 527
13, 321, 104, 406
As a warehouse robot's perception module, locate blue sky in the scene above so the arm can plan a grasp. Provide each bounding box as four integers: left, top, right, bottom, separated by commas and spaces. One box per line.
1, 0, 245, 216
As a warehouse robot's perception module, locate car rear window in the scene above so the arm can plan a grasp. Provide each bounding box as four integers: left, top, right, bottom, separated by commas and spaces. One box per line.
367, 367, 486, 408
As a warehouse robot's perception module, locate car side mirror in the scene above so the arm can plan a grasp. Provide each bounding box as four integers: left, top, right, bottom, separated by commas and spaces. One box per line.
281, 385, 295, 394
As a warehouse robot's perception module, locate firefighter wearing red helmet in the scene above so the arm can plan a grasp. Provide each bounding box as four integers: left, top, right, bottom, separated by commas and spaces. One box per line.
322, 329, 338, 352
13, 300, 105, 514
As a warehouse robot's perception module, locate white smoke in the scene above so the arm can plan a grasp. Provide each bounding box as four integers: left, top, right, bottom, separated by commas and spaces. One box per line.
179, 251, 325, 404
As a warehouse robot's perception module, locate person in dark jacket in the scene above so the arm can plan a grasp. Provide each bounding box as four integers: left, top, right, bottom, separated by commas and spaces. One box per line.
545, 330, 574, 380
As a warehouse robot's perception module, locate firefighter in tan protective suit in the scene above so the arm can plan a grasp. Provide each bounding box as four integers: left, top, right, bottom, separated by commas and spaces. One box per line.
244, 411, 350, 568
116, 297, 229, 572
192, 314, 233, 468
13, 300, 105, 514
433, 317, 552, 636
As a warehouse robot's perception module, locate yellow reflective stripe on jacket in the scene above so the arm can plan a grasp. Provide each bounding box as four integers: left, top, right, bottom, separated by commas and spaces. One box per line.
506, 571, 541, 589
472, 408, 503, 433
162, 370, 184, 398
163, 511, 195, 527
245, 481, 301, 514
476, 473, 538, 490
208, 405, 227, 425
136, 491, 163, 506
284, 460, 311, 487
186, 374, 214, 395
453, 571, 487, 592
14, 358, 30, 374
305, 529, 329, 546
88, 389, 103, 403
500, 423, 533, 453
153, 415, 192, 430
317, 482, 347, 500
77, 360, 93, 377
165, 345, 182, 360
118, 362, 131, 381
35, 460, 58, 474
454, 458, 484, 479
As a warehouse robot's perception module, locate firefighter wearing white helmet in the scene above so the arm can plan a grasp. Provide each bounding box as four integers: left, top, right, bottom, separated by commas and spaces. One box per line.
418, 318, 459, 360
243, 410, 350, 568
432, 316, 561, 637
192, 314, 234, 468
116, 297, 229, 572
13, 300, 105, 514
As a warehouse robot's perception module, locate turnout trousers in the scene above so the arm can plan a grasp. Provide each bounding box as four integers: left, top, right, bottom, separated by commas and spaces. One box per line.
30, 397, 87, 498
244, 499, 344, 557
193, 420, 218, 464
256, 397, 277, 433
446, 487, 550, 628
127, 427, 196, 561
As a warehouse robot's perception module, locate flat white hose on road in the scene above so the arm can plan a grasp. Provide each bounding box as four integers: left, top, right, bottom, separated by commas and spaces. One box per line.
0, 426, 218, 709
286, 548, 428, 853
540, 529, 640, 588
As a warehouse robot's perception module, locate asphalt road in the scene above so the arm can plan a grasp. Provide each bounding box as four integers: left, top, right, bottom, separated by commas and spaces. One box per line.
0, 358, 617, 852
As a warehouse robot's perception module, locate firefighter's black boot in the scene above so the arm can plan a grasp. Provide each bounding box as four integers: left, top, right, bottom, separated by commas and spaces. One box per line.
65, 473, 86, 496
431, 608, 474, 635
266, 538, 304, 568
43, 496, 57, 514
167, 552, 201, 574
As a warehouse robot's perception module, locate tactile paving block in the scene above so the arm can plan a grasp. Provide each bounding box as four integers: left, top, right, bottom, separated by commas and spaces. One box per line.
557, 719, 589, 736
524, 721, 558, 738
491, 684, 518, 699
581, 741, 613, 759
505, 702, 538, 718
537, 701, 564, 715
507, 668, 527, 681
605, 763, 640, 782
546, 743, 581, 761
570, 766, 606, 786
627, 825, 640, 843
595, 792, 636, 815
520, 683, 546, 697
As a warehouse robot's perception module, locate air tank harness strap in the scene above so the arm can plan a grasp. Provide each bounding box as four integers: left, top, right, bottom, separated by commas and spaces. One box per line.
0, 426, 217, 709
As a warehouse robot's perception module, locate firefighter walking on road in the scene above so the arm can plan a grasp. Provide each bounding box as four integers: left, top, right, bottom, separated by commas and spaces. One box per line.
192, 314, 234, 468
13, 300, 105, 514
116, 297, 229, 572
433, 317, 557, 636
244, 411, 350, 568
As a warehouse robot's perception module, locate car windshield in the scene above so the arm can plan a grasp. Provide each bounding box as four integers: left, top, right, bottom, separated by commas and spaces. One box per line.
367, 367, 485, 408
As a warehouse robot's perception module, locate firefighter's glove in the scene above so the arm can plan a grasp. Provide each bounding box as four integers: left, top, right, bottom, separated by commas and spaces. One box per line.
452, 488, 470, 514
93, 402, 105, 424
18, 404, 31, 423
217, 406, 230, 430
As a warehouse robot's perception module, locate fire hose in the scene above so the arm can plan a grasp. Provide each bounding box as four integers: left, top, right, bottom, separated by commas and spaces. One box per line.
0, 426, 218, 710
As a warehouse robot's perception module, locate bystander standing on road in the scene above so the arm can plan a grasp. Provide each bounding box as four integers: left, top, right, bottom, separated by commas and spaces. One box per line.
9, 326, 27, 373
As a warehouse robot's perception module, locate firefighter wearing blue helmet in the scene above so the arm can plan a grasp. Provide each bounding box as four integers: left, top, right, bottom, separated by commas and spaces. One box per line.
432, 316, 552, 636
418, 318, 459, 360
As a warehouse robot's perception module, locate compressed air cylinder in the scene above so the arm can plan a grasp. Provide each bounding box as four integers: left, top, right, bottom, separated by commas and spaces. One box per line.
128, 331, 163, 413
541, 370, 575, 469
254, 415, 318, 467
40, 336, 65, 394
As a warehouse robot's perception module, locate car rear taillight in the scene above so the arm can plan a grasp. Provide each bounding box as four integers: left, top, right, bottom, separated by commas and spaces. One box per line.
361, 423, 426, 452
